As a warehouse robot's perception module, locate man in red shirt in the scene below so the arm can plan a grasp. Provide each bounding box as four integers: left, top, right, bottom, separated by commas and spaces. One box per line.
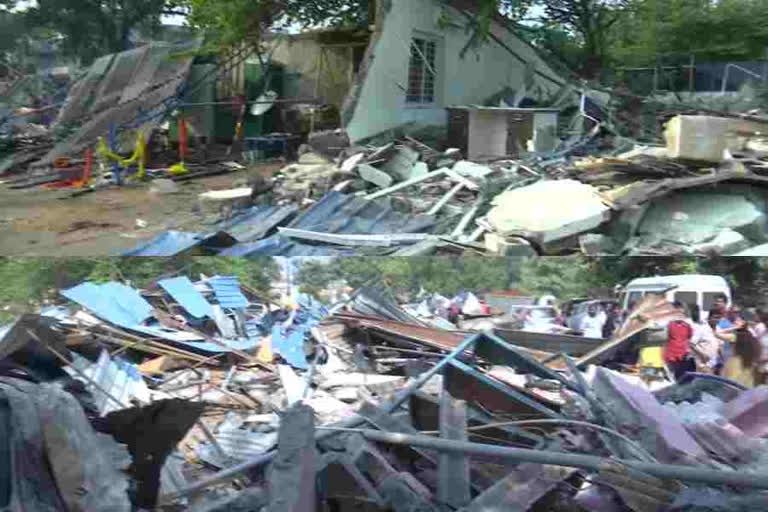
665, 301, 696, 381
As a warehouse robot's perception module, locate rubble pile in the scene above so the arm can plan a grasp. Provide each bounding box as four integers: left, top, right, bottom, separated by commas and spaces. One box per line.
3, 277, 768, 511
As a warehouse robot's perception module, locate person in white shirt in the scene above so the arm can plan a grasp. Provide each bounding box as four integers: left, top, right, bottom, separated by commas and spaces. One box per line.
580, 304, 605, 339
687, 306, 720, 372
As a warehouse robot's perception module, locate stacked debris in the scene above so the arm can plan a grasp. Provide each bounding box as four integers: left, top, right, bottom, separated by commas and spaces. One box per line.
4, 279, 768, 511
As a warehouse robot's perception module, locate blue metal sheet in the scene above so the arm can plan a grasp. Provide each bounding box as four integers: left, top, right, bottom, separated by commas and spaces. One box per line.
233, 191, 440, 257
271, 325, 308, 369
62, 282, 153, 327
209, 276, 249, 309
128, 191, 443, 257
124, 231, 211, 256
158, 276, 214, 319
215, 204, 299, 242
61, 281, 252, 354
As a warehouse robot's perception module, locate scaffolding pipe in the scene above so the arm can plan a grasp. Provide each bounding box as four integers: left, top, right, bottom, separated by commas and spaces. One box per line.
359, 430, 768, 490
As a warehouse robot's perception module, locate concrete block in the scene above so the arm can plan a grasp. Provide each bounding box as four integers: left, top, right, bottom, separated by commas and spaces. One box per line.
487, 180, 610, 245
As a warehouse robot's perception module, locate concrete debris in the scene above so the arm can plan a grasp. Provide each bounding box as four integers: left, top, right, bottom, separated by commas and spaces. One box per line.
486, 179, 611, 246
4, 284, 768, 511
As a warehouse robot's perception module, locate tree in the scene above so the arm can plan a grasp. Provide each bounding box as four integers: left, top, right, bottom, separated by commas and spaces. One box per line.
186, 0, 372, 50
22, 0, 187, 65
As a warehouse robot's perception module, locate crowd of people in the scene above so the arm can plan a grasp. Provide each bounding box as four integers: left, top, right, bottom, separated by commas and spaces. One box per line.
659, 294, 768, 388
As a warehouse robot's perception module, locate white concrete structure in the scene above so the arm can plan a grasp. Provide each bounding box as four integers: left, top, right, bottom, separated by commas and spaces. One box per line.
343, 0, 566, 142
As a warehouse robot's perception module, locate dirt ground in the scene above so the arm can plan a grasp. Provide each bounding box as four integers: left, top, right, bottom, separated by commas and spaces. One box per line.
0, 163, 283, 256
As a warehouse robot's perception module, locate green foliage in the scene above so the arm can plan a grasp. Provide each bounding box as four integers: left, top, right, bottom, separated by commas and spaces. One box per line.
186, 0, 369, 49
22, 0, 180, 65
611, 0, 768, 67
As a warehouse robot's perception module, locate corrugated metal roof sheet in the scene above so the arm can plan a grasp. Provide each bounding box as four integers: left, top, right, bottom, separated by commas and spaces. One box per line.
158, 276, 214, 319
124, 231, 211, 256
221, 191, 444, 257
209, 276, 249, 309
39, 41, 199, 166
66, 349, 151, 416
62, 281, 153, 327
61, 281, 257, 353
124, 205, 298, 256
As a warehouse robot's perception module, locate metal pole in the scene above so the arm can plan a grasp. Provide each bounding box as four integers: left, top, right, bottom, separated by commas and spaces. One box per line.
359, 430, 768, 490
689, 55, 695, 95
159, 333, 481, 503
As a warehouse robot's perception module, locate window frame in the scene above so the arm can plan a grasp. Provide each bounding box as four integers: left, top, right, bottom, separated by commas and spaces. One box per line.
406, 35, 439, 107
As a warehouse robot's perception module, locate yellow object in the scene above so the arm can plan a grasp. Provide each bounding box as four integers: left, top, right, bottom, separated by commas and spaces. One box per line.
168, 162, 189, 175
235, 122, 243, 138
639, 346, 665, 369
257, 335, 274, 363
96, 130, 147, 181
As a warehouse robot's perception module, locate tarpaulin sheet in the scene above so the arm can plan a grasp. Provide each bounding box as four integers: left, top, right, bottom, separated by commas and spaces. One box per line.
158, 276, 213, 319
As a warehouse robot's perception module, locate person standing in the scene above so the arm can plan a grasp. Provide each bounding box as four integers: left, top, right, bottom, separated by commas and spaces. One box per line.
714, 305, 744, 374
664, 301, 696, 381
754, 308, 768, 385
579, 304, 605, 339
722, 324, 763, 388
602, 303, 623, 340
688, 306, 720, 373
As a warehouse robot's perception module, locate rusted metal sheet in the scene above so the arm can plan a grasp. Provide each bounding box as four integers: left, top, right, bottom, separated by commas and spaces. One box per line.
492, 328, 603, 356
334, 313, 563, 366
576, 294, 685, 368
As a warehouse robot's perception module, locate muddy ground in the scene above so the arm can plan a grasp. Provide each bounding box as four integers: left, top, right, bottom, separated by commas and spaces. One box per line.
0, 163, 283, 256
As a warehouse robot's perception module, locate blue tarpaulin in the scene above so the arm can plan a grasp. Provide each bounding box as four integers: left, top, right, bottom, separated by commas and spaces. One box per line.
209, 276, 249, 309
158, 276, 214, 319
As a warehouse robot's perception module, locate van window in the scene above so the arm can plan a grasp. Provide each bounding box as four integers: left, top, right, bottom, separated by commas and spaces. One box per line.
627, 291, 643, 307
674, 291, 698, 313
703, 292, 726, 312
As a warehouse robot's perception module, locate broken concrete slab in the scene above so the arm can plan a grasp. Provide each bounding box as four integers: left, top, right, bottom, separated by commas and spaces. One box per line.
487, 180, 610, 247
692, 229, 751, 255
634, 190, 768, 247
358, 163, 394, 188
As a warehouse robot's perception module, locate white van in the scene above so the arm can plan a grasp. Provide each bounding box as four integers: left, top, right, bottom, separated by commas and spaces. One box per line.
620, 274, 731, 321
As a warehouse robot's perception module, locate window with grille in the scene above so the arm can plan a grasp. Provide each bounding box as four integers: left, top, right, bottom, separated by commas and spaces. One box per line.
407, 38, 437, 104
